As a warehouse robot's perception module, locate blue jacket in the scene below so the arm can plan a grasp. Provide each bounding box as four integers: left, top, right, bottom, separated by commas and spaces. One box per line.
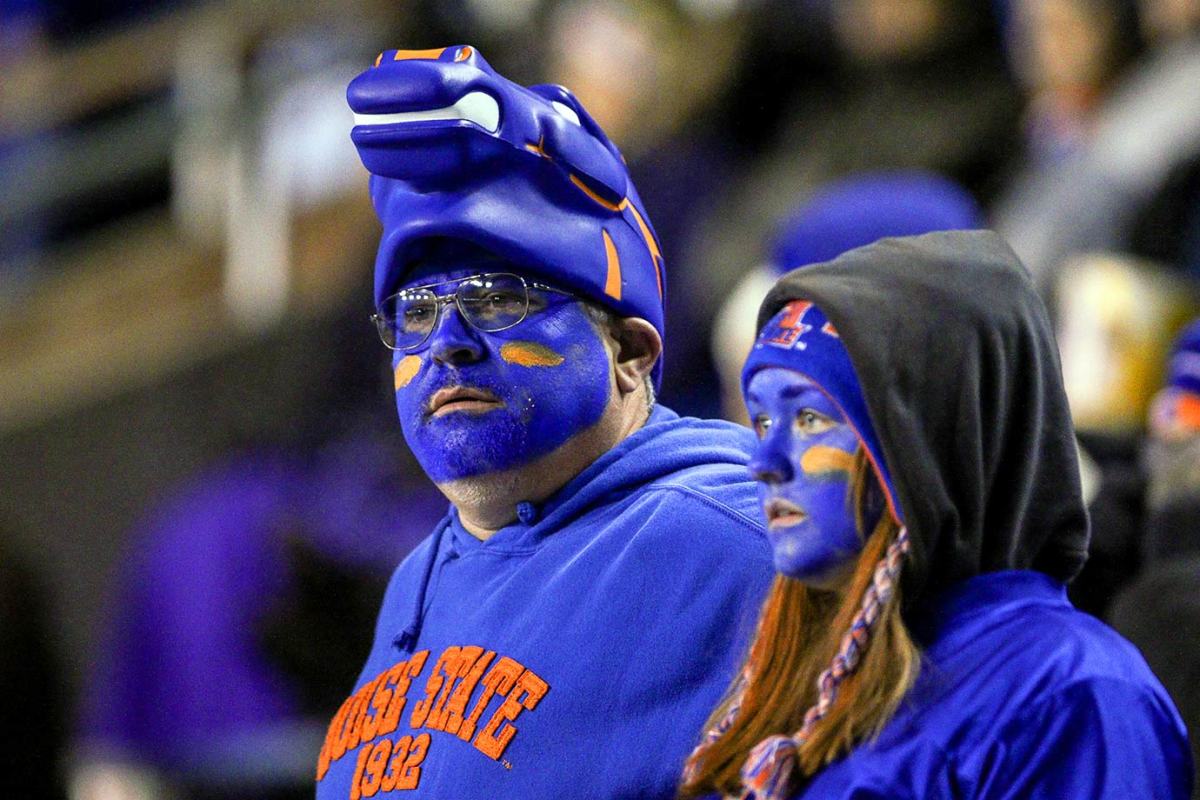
801, 570, 1192, 799
315, 406, 774, 799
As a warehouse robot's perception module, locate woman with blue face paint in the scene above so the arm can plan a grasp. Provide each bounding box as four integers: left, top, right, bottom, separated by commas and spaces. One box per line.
681, 230, 1193, 799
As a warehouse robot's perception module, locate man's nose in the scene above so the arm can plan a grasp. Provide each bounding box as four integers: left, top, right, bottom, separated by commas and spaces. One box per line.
748, 432, 795, 484
429, 301, 486, 365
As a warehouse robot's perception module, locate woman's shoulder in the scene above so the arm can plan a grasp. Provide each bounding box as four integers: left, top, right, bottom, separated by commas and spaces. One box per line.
817, 571, 1191, 798
897, 570, 1177, 750
927, 571, 1156, 686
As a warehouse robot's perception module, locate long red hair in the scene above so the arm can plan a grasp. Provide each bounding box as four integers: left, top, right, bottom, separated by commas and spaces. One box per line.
680, 450, 920, 797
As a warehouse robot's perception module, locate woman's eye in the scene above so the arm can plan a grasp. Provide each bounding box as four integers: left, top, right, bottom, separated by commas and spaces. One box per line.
753, 414, 773, 439
796, 409, 835, 435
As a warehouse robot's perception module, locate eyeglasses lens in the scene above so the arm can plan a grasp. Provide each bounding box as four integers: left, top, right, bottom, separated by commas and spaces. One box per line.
376, 273, 531, 350
457, 274, 528, 331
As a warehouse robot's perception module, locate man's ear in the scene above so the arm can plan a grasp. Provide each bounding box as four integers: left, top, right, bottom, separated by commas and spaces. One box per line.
610, 317, 662, 395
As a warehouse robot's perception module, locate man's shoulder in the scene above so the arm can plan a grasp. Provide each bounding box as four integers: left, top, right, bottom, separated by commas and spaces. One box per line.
619, 410, 764, 533
592, 465, 768, 576
642, 461, 764, 535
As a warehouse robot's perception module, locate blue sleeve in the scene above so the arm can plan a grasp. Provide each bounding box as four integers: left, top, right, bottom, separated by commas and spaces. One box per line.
965, 677, 1193, 800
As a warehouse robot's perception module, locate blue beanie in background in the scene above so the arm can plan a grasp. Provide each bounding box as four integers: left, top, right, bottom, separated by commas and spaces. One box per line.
770, 171, 984, 274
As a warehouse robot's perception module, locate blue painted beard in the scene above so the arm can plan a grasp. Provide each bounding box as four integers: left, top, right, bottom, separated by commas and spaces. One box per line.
390, 266, 613, 485
745, 367, 880, 587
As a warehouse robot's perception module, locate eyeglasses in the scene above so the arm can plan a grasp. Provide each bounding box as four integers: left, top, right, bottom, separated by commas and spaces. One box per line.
371, 272, 575, 351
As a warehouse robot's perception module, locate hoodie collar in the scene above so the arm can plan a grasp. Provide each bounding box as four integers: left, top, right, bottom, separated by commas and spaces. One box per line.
447, 404, 684, 554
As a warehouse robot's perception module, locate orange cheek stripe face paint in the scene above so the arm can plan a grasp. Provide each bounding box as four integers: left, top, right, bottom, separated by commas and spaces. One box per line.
499, 342, 565, 368
394, 355, 423, 390
800, 445, 855, 477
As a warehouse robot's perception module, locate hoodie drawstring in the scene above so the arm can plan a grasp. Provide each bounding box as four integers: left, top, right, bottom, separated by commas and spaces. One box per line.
393, 518, 451, 653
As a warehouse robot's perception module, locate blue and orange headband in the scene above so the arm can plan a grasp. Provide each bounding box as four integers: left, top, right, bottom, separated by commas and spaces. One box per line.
743, 300, 902, 524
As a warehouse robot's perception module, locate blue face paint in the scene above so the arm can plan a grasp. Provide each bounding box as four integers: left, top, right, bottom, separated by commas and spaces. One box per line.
745, 367, 873, 586
392, 263, 612, 484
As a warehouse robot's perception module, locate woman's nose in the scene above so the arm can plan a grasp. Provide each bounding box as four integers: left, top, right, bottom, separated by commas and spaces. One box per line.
748, 432, 795, 485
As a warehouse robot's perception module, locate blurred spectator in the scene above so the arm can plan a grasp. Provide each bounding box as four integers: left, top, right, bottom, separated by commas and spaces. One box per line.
710, 170, 984, 422
70, 260, 444, 799
1052, 252, 1199, 616
1001, 0, 1139, 166
0, 0, 54, 298
0, 532, 68, 799
692, 0, 1017, 417
1139, 0, 1200, 42
1109, 318, 1200, 797
1056, 252, 1200, 434
1126, 0, 1200, 278
72, 440, 443, 800
995, 0, 1200, 291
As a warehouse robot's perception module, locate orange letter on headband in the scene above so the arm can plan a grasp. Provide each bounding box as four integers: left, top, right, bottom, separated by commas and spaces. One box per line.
458, 656, 524, 742
443, 650, 496, 736
473, 668, 550, 760
778, 300, 812, 329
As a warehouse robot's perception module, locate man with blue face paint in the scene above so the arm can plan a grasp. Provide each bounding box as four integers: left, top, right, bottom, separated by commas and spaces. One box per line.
315, 46, 773, 799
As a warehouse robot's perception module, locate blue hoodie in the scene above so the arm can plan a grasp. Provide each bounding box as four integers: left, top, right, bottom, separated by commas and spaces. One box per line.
315, 406, 774, 799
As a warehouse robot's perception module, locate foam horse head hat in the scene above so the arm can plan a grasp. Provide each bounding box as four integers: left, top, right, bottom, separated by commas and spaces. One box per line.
347, 45, 666, 385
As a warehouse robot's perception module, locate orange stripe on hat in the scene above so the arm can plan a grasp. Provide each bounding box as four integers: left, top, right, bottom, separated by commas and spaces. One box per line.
569, 174, 628, 213
602, 230, 622, 301
393, 48, 448, 61
627, 203, 664, 299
